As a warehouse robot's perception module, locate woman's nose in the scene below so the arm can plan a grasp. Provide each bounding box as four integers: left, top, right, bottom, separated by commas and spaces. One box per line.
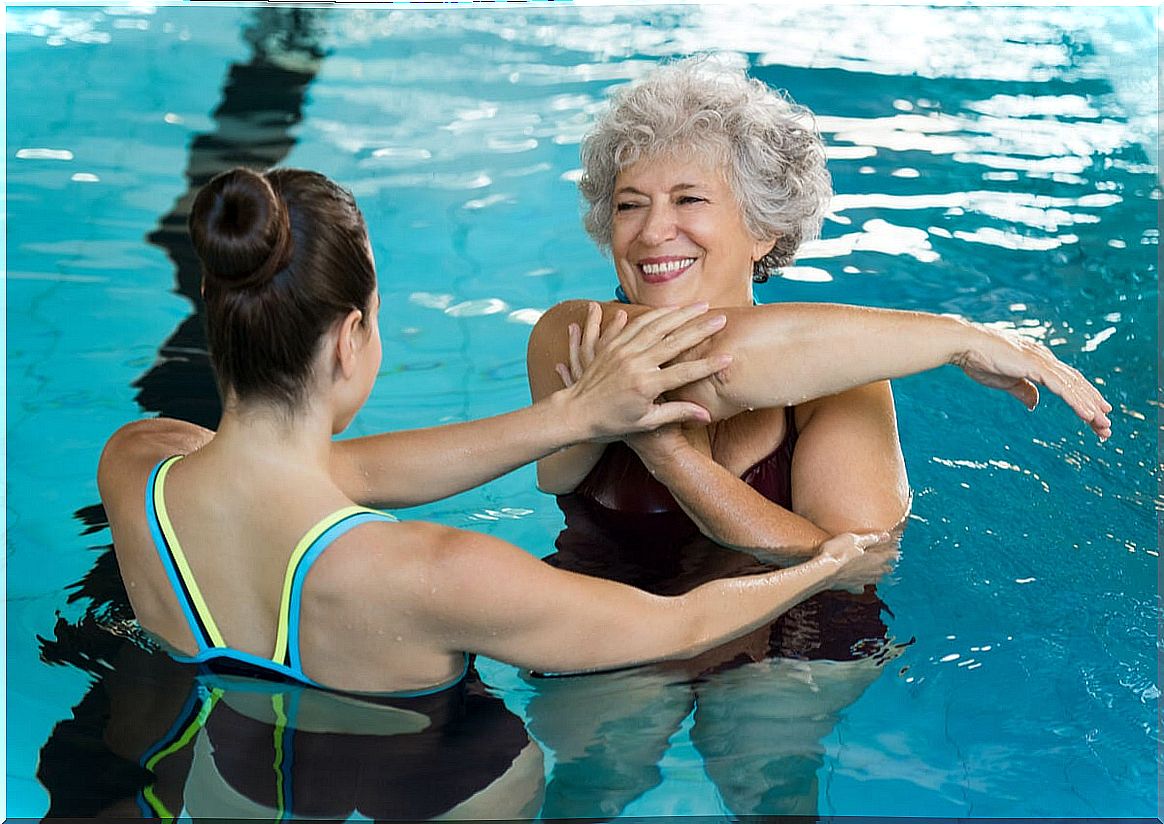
639, 202, 678, 245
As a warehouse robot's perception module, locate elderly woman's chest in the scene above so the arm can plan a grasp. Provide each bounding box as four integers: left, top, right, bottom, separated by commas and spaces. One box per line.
704, 406, 791, 475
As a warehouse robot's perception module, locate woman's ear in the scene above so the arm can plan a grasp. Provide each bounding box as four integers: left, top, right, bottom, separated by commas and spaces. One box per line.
752, 235, 778, 263
334, 308, 365, 381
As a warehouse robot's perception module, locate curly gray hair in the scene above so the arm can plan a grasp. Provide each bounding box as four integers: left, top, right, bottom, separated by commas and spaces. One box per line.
579, 56, 832, 282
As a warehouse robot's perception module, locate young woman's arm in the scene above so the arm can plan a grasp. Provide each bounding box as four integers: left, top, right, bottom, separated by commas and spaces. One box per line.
415, 527, 894, 675
331, 303, 730, 508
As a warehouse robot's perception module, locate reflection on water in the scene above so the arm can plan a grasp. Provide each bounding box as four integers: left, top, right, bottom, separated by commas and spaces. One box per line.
528, 626, 901, 817
38, 642, 542, 819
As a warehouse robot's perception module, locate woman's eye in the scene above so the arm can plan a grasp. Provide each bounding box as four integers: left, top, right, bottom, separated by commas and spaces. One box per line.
678, 195, 706, 205
615, 202, 642, 212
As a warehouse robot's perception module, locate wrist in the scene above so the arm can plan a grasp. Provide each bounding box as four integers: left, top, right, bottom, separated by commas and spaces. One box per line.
543, 385, 597, 446
625, 430, 689, 469
942, 314, 979, 367
803, 553, 843, 594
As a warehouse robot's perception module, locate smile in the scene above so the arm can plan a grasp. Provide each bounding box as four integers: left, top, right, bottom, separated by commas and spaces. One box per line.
638, 257, 695, 284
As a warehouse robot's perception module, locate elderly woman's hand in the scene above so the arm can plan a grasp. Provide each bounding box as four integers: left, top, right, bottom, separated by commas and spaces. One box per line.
951, 321, 1113, 440
556, 301, 733, 442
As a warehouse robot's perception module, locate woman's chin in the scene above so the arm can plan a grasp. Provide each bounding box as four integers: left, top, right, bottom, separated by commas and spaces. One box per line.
630, 281, 695, 307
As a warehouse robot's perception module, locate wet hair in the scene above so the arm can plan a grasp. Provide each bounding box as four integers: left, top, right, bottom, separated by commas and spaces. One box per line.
188, 167, 376, 409
579, 55, 833, 281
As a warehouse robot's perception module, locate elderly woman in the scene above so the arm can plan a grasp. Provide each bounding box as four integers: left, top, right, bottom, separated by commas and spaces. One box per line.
523, 57, 1111, 816
529, 56, 1109, 561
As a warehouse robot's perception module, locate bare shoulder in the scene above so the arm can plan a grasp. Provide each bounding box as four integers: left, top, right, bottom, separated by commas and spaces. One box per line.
527, 300, 591, 356
310, 518, 538, 616
97, 418, 214, 506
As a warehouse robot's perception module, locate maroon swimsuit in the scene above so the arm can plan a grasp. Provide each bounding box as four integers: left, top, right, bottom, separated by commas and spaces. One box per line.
548, 407, 890, 665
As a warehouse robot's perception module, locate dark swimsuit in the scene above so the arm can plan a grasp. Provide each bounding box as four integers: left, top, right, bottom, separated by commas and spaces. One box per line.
138, 456, 529, 818
550, 407, 889, 665
145, 454, 468, 693
134, 665, 532, 820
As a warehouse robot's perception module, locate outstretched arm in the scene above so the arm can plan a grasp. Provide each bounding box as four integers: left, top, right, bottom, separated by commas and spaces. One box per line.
531, 300, 1111, 438
673, 302, 1112, 438
333, 302, 729, 508
415, 526, 895, 675
543, 296, 1107, 557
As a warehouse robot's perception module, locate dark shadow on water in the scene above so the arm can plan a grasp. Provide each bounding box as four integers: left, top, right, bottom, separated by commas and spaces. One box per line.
41, 4, 324, 655
137, 7, 327, 430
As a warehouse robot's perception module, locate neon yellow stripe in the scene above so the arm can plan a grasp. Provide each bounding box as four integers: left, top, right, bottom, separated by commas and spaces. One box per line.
142, 688, 222, 817
272, 693, 288, 817
154, 456, 227, 648
270, 505, 391, 664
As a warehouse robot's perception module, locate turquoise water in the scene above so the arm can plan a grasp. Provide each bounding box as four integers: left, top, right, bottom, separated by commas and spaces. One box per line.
7, 4, 1159, 818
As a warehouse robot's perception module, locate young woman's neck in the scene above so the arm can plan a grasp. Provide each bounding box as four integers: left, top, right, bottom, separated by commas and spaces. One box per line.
210, 396, 336, 475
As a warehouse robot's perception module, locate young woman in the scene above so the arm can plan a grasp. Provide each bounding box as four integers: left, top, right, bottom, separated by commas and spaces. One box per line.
528, 57, 1111, 560
97, 166, 893, 697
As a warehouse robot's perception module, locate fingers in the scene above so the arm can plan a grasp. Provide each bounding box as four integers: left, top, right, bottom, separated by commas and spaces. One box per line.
655, 354, 734, 393
598, 308, 629, 358
641, 311, 728, 366
1003, 336, 1114, 440
853, 531, 891, 550
579, 301, 602, 368
555, 362, 575, 388
609, 302, 711, 354
567, 323, 584, 382
1007, 379, 1039, 411
1038, 358, 1113, 439
639, 401, 712, 429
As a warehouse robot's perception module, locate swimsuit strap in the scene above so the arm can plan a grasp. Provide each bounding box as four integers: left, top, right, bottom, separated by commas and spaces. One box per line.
273, 506, 398, 672
147, 456, 398, 678
148, 455, 226, 650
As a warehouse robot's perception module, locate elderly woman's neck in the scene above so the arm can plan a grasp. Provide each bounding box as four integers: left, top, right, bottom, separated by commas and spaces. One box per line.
212, 396, 336, 473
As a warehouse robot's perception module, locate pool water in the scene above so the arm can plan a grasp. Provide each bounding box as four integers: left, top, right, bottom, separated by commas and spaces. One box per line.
7, 4, 1159, 819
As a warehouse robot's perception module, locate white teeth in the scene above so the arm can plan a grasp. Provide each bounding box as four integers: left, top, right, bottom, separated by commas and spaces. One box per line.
640, 258, 694, 275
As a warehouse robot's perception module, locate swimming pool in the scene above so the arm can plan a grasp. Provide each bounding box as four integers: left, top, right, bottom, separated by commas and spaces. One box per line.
7, 4, 1159, 818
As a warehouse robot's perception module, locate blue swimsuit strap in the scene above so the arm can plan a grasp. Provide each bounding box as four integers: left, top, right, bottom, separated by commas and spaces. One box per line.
146, 456, 215, 652
145, 459, 467, 695
284, 511, 469, 696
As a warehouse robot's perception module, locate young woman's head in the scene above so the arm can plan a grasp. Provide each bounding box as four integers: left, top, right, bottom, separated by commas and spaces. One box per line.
188, 168, 380, 424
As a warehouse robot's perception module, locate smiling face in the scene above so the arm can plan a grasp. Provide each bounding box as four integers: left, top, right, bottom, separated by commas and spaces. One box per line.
610, 153, 775, 308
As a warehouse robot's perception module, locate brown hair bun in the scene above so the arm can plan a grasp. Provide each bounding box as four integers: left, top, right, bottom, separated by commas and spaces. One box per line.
189, 167, 293, 290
